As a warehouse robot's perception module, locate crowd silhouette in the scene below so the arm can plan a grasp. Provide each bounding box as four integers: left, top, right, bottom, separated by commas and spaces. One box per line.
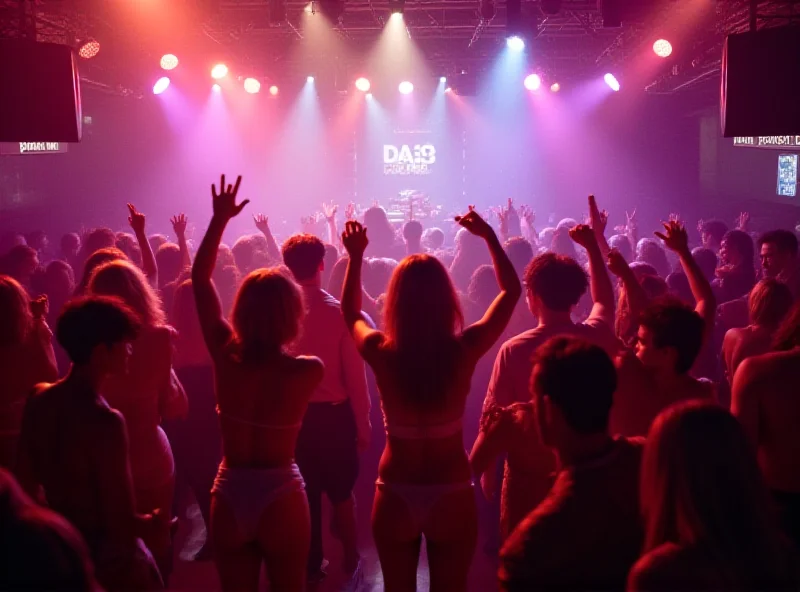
2, 175, 800, 592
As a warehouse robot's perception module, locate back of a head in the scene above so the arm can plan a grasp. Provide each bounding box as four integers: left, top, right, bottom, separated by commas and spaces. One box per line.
281, 234, 325, 282
60, 233, 80, 254
524, 252, 588, 313
0, 469, 96, 592
609, 234, 633, 262
77, 247, 128, 294
538, 227, 556, 248
691, 247, 718, 282
403, 220, 423, 243
773, 300, 800, 351
364, 258, 398, 298
148, 234, 168, 252
468, 264, 499, 308
702, 220, 729, 246
0, 245, 37, 276
45, 260, 76, 299
641, 274, 669, 300
155, 243, 183, 286
424, 227, 445, 250
232, 268, 304, 361
531, 336, 617, 434
384, 254, 463, 350
637, 238, 671, 277
0, 275, 31, 347
641, 401, 789, 586
639, 297, 704, 374
232, 235, 262, 274
758, 229, 799, 257
57, 296, 141, 365
556, 218, 579, 231
723, 230, 755, 267
551, 227, 577, 258
364, 206, 392, 234
88, 259, 165, 326
504, 237, 534, 278
666, 272, 693, 305
171, 279, 201, 339
81, 228, 116, 258
749, 278, 793, 328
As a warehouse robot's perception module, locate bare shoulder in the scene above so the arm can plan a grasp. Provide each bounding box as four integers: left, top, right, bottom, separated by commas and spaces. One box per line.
292, 355, 325, 382
738, 350, 798, 383
629, 543, 691, 590
93, 405, 128, 441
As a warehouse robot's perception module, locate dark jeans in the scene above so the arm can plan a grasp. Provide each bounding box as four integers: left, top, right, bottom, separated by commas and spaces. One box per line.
295, 400, 359, 572
163, 365, 221, 532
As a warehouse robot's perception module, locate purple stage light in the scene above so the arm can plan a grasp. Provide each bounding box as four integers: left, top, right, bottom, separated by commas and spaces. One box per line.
604, 73, 620, 91
153, 77, 170, 95
524, 74, 541, 91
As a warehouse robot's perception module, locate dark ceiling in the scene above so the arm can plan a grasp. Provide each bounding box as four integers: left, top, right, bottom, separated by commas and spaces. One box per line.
1, 0, 798, 96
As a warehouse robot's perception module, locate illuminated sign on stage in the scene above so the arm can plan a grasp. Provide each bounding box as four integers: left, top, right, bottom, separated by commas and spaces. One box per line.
383, 144, 436, 175
0, 142, 69, 155
733, 136, 800, 149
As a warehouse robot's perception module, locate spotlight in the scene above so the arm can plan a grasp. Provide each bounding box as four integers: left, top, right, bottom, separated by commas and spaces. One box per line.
506, 36, 525, 52
389, 1, 404, 17
523, 74, 541, 91
153, 77, 170, 95
244, 78, 261, 94
212, 83, 221, 92
440, 76, 447, 83
307, 76, 315, 83
211, 64, 228, 79
160, 54, 178, 71
304, 2, 314, 12
398, 81, 414, 94
604, 73, 620, 91
653, 39, 673, 58
269, 85, 279, 96
550, 82, 560, 92
355, 77, 371, 92
77, 39, 100, 59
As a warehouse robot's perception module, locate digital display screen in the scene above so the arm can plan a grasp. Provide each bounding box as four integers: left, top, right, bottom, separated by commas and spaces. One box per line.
777, 154, 798, 197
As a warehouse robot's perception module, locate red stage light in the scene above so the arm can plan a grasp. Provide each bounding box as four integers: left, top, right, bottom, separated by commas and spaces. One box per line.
78, 39, 100, 59
160, 54, 179, 70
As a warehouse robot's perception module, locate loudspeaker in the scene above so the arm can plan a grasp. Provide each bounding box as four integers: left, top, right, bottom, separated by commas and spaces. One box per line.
721, 27, 800, 137
0, 39, 82, 142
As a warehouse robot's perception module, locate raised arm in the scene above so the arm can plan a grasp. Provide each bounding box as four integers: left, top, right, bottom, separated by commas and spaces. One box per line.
322, 202, 340, 252
655, 220, 717, 340
588, 194, 612, 256
607, 248, 650, 324
459, 208, 522, 359
192, 175, 249, 358
570, 223, 616, 327
127, 203, 158, 285
170, 214, 192, 269
341, 221, 384, 361
253, 214, 282, 264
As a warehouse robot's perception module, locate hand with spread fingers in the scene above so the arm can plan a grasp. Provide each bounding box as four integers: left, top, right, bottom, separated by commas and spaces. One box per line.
655, 219, 690, 255
211, 174, 249, 220
342, 221, 369, 257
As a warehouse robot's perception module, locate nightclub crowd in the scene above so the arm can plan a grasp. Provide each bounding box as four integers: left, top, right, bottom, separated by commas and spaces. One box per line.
2, 175, 800, 592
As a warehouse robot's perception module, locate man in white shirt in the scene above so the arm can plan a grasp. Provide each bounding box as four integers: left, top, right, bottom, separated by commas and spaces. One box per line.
282, 234, 370, 581
480, 225, 620, 538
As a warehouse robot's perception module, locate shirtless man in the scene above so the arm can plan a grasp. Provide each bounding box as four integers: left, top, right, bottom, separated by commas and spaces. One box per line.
732, 300, 800, 547
15, 296, 169, 591
611, 220, 717, 437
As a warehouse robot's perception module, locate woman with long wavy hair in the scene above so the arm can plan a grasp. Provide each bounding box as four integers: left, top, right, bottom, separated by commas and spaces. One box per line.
193, 175, 323, 592
0, 275, 58, 468
340, 208, 521, 591
629, 401, 798, 591
87, 259, 185, 579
